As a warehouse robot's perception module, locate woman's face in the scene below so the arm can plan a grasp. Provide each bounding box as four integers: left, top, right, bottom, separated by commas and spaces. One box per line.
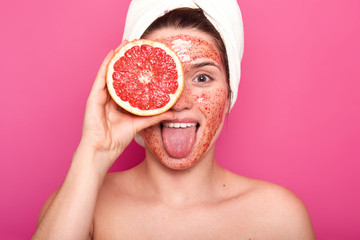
141, 28, 230, 170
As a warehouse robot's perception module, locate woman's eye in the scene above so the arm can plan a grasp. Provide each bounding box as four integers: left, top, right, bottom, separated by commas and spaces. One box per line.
193, 74, 211, 83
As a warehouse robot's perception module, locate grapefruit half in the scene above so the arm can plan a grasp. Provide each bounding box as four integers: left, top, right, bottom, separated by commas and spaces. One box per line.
106, 39, 184, 116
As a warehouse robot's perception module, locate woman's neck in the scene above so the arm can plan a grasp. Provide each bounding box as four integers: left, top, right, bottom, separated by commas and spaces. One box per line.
133, 146, 227, 208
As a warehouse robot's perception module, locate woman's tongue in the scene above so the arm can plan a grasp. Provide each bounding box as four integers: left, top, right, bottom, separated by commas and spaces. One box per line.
162, 125, 196, 159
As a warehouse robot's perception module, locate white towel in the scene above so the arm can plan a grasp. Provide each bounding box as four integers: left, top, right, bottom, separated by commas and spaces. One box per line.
122, 0, 244, 110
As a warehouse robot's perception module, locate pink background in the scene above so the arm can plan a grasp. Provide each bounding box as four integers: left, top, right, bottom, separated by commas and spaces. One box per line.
1, 0, 359, 239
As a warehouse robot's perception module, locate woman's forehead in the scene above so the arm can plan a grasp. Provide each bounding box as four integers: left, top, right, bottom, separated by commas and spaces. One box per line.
146, 28, 221, 67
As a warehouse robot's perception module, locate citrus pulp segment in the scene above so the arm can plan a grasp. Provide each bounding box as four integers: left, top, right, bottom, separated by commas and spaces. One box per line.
106, 39, 184, 116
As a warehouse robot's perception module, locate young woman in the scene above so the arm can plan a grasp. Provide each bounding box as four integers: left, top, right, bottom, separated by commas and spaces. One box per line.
33, 1, 316, 239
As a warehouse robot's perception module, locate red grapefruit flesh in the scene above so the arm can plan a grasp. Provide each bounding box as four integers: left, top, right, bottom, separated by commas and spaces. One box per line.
106, 39, 184, 116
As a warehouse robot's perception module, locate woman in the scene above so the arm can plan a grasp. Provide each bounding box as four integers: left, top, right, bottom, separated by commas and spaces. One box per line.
33, 0, 316, 239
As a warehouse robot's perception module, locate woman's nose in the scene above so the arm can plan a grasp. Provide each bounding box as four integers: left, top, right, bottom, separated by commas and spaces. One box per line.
171, 86, 193, 111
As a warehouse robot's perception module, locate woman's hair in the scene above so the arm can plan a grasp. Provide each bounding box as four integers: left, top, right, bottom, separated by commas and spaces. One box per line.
141, 8, 231, 99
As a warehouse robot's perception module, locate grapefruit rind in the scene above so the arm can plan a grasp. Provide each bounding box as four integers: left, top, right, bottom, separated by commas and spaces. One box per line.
106, 39, 184, 116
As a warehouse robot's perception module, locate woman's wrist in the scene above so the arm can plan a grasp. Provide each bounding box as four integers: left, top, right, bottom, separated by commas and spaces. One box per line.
72, 141, 115, 182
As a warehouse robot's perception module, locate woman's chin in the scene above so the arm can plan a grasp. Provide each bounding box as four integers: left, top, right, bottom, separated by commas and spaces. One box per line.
158, 154, 199, 170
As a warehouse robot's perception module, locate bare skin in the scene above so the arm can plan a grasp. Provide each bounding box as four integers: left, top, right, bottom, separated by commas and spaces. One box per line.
33, 28, 316, 240
93, 167, 314, 240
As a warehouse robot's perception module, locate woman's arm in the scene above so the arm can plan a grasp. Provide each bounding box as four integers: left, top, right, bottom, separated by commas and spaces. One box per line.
32, 146, 109, 240
32, 43, 173, 240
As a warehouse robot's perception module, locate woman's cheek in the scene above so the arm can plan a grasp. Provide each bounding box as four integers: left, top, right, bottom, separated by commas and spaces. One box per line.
194, 88, 228, 123
193, 88, 228, 144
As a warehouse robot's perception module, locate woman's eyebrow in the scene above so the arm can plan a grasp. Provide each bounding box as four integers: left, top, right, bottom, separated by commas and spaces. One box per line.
189, 61, 220, 70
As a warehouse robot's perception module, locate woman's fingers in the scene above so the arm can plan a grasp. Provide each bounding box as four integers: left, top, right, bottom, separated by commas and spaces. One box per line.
91, 49, 114, 92
115, 40, 129, 52
91, 40, 129, 93
88, 40, 130, 107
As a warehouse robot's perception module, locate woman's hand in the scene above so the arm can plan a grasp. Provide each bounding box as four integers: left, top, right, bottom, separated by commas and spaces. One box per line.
78, 41, 173, 172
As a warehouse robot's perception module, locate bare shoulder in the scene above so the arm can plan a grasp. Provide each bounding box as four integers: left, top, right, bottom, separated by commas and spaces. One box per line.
97, 170, 133, 199
95, 169, 139, 208
227, 172, 316, 239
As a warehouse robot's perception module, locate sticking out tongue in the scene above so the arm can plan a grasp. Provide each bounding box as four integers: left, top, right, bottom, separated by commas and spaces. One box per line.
162, 125, 196, 158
